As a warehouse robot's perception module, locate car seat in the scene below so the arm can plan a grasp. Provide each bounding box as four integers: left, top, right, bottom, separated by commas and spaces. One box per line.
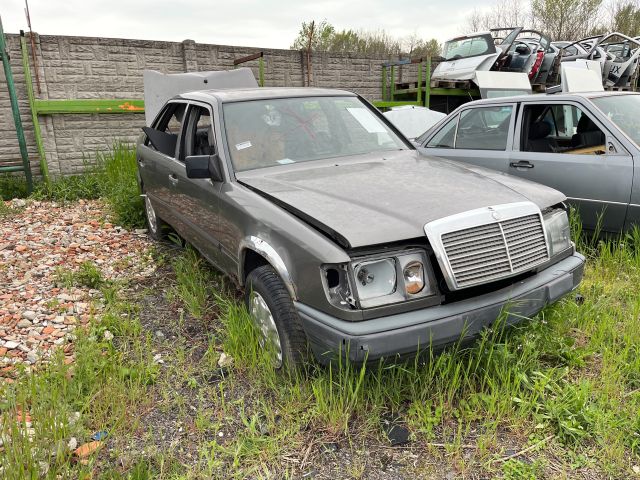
571, 115, 605, 149
527, 121, 557, 152
194, 126, 215, 156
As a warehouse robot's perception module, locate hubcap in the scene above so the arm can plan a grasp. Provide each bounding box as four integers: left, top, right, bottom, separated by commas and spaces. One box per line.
144, 195, 158, 233
249, 291, 283, 367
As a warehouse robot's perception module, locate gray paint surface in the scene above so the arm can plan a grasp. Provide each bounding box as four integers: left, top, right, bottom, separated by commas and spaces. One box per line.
238, 150, 565, 248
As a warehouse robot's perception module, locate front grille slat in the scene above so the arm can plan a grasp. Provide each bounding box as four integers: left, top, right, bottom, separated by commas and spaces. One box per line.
441, 213, 549, 288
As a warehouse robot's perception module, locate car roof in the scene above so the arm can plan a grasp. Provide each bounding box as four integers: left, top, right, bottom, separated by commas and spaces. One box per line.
176, 87, 356, 103
462, 90, 640, 106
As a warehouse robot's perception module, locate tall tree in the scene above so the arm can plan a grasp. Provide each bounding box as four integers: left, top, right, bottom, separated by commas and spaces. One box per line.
609, 0, 640, 35
290, 20, 335, 51
464, 0, 532, 33
531, 0, 604, 39
291, 19, 440, 56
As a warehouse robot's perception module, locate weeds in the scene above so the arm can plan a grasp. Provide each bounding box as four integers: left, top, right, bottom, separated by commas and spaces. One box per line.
0, 273, 156, 479
3, 200, 640, 476
4, 143, 144, 228
0, 173, 30, 200
169, 247, 213, 319
53, 261, 108, 290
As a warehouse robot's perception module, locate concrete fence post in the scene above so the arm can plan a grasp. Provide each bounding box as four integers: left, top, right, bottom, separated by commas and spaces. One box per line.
182, 39, 197, 72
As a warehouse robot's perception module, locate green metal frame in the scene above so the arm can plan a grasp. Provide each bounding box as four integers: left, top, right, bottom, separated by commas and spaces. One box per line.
0, 17, 33, 190
20, 31, 48, 183
34, 99, 145, 114
377, 56, 480, 110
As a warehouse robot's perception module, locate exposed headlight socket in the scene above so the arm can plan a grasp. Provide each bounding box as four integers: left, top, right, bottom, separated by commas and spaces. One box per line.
322, 265, 357, 309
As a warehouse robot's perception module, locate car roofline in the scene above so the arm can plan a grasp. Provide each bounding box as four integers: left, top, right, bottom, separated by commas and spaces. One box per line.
174, 87, 357, 103
457, 91, 640, 107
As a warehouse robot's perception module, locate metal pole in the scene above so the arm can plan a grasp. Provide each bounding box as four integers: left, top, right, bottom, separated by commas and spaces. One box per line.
258, 56, 264, 87
24, 0, 41, 94
381, 65, 387, 101
390, 65, 396, 100
305, 21, 315, 87
425, 56, 432, 108
417, 61, 422, 106
20, 30, 48, 183
0, 16, 33, 191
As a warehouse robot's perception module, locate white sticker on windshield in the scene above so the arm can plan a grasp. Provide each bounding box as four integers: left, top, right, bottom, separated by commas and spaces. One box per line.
346, 107, 386, 133
235, 141, 252, 150
277, 158, 295, 164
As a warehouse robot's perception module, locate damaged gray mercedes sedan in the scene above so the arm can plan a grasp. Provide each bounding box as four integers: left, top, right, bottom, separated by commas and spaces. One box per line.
136, 87, 585, 368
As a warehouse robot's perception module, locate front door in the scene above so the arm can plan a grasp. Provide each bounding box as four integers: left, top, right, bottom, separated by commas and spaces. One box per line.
172, 103, 229, 271
509, 101, 633, 232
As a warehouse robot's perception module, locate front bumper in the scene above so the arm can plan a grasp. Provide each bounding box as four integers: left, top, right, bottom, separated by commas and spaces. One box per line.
296, 252, 585, 364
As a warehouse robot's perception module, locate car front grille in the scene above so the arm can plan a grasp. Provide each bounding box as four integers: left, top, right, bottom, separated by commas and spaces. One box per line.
440, 214, 549, 288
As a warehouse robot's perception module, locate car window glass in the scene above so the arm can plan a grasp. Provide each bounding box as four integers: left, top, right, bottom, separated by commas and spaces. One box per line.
443, 35, 493, 61
425, 115, 457, 148
145, 102, 187, 158
522, 104, 606, 154
223, 96, 407, 172
455, 106, 512, 150
592, 94, 640, 147
183, 106, 215, 161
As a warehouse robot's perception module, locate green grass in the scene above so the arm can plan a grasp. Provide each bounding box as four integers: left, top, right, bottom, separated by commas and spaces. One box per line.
2, 142, 144, 229
0, 173, 30, 200
0, 273, 157, 479
53, 261, 109, 290
2, 194, 640, 476
163, 237, 640, 477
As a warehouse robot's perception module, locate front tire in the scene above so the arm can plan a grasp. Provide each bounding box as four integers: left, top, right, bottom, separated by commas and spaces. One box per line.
245, 265, 308, 370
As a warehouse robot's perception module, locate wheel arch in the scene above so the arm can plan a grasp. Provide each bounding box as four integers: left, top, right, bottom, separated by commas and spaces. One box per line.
238, 236, 297, 300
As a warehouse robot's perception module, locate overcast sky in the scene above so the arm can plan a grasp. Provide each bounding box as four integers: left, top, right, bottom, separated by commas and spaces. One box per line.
2, 0, 479, 48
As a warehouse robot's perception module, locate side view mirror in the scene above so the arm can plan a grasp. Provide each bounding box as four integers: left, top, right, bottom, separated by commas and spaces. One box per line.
185, 154, 224, 182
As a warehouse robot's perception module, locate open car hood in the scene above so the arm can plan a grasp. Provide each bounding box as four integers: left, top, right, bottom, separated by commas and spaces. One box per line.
236, 151, 566, 249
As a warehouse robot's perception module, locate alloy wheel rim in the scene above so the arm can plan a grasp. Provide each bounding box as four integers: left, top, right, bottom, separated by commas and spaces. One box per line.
249, 291, 283, 368
144, 195, 158, 233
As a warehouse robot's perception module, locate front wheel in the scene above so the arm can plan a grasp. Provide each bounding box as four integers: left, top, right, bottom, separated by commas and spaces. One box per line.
244, 265, 308, 370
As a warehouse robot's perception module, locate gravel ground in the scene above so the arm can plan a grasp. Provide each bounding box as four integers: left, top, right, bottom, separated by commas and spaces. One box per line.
0, 199, 154, 381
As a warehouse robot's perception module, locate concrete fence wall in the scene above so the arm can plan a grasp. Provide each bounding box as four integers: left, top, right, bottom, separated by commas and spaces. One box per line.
0, 33, 416, 177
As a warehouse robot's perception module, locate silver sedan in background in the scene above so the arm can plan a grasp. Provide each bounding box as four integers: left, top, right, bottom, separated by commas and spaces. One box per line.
416, 91, 640, 233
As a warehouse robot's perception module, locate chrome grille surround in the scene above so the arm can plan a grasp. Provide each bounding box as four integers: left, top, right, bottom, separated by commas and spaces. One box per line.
424, 202, 550, 290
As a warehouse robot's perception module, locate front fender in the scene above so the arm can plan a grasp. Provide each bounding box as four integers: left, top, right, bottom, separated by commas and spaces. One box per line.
238, 236, 297, 299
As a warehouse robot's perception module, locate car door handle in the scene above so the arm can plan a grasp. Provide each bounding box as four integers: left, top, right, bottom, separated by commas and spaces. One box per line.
168, 173, 179, 185
509, 161, 534, 169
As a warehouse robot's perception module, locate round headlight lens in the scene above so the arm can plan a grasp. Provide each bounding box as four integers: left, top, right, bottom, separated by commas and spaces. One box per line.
354, 259, 396, 300
403, 261, 425, 295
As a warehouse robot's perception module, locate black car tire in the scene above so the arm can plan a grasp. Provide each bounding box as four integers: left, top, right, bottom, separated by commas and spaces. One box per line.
245, 265, 309, 370
143, 192, 167, 241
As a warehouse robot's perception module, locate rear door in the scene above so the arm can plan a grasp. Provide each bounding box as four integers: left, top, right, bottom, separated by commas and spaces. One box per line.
418, 103, 516, 173
509, 100, 633, 232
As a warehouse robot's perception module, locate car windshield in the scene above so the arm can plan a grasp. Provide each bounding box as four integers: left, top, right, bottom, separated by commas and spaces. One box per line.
591, 95, 640, 147
223, 96, 407, 172
442, 35, 495, 61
